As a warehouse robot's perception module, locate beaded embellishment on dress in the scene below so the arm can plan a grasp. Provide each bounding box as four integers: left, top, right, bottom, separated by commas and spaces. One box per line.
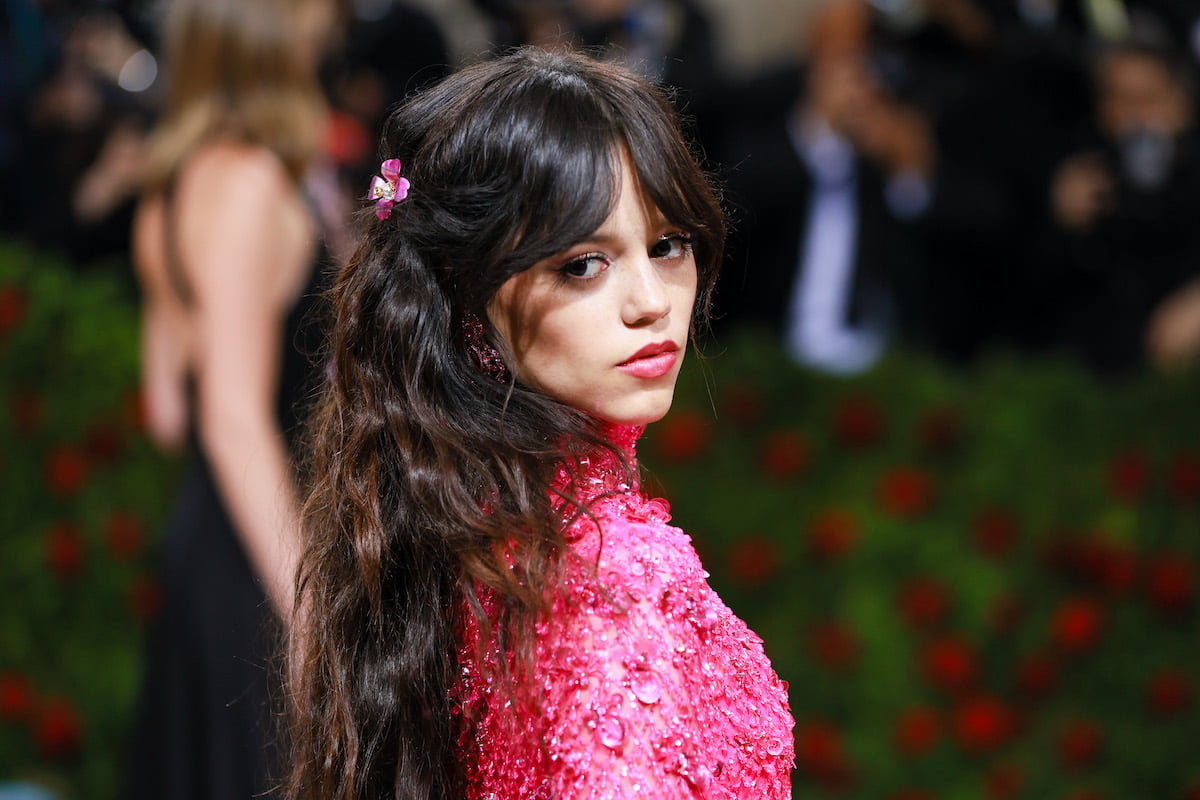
456, 426, 795, 799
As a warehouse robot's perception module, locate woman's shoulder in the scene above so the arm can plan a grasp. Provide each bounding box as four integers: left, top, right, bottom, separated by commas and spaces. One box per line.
173, 140, 313, 265
562, 491, 709, 599
179, 141, 294, 202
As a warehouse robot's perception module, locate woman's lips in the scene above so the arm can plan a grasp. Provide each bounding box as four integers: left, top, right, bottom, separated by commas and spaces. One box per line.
616, 342, 679, 379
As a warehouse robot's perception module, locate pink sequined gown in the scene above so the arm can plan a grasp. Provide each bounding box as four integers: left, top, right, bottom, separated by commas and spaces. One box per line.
457, 426, 795, 799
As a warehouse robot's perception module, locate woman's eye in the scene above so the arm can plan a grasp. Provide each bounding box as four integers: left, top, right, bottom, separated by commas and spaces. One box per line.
558, 254, 608, 280
650, 233, 693, 260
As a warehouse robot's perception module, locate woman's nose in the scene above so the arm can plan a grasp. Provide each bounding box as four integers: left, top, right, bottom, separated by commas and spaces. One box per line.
621, 257, 672, 327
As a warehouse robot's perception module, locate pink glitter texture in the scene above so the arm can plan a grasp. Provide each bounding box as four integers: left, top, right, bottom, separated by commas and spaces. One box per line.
456, 426, 795, 798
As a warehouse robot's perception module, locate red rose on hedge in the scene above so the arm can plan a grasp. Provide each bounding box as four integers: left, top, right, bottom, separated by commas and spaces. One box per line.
1058, 719, 1103, 770
1089, 539, 1138, 595
35, 696, 83, 760
834, 394, 884, 448
1015, 652, 1059, 700
988, 593, 1024, 636
796, 720, 853, 788
1146, 667, 1192, 716
808, 620, 859, 672
1043, 529, 1086, 578
972, 507, 1019, 559
46, 522, 85, 582
128, 576, 163, 621
0, 284, 27, 335
917, 404, 963, 454
104, 512, 144, 560
893, 705, 940, 757
807, 508, 859, 560
728, 535, 778, 587
898, 576, 950, 630
1051, 597, 1104, 653
1108, 448, 1149, 503
985, 763, 1023, 799
11, 389, 43, 436
921, 635, 978, 694
1168, 450, 1200, 503
796, 720, 840, 768
878, 466, 936, 519
44, 445, 89, 497
653, 409, 709, 463
1145, 555, 1195, 616
951, 694, 1015, 754
85, 422, 123, 463
760, 430, 810, 480
124, 389, 149, 432
0, 672, 34, 722
720, 382, 764, 427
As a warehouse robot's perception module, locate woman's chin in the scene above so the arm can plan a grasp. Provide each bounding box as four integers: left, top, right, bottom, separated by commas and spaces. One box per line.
590, 391, 676, 428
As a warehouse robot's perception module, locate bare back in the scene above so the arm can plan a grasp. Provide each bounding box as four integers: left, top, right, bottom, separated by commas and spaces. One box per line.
133, 141, 316, 449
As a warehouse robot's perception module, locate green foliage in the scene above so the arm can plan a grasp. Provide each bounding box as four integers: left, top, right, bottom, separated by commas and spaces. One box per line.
644, 331, 1200, 799
3, 240, 1200, 799
0, 242, 177, 799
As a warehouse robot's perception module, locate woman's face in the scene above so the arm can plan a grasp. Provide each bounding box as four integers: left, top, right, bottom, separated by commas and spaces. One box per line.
489, 152, 698, 426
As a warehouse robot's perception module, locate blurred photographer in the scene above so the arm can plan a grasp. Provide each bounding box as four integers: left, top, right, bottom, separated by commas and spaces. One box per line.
717, 0, 936, 374
1048, 32, 1200, 371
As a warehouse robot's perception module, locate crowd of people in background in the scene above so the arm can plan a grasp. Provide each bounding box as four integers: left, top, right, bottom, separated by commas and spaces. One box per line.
4, 0, 1200, 375
715, 0, 1200, 375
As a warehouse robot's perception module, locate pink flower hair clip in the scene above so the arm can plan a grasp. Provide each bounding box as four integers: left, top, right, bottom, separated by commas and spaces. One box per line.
368, 158, 411, 220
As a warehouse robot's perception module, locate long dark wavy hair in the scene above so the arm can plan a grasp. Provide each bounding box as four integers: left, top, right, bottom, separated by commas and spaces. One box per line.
286, 47, 726, 800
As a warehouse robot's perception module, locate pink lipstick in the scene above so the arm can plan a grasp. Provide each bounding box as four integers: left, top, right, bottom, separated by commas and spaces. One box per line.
616, 341, 680, 379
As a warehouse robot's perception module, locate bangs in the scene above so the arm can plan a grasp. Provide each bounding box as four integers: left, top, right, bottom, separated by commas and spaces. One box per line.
492, 79, 624, 273
625, 126, 722, 252
617, 91, 726, 309
495, 68, 722, 282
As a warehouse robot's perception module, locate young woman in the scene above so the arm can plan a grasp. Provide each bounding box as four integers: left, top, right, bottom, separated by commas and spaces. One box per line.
287, 47, 794, 800
127, 0, 334, 796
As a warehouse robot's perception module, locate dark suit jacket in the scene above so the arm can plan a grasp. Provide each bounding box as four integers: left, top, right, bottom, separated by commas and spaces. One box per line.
715, 108, 926, 349
1050, 129, 1200, 372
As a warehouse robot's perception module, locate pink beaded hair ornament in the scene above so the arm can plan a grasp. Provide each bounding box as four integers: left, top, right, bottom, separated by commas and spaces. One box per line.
368, 158, 411, 220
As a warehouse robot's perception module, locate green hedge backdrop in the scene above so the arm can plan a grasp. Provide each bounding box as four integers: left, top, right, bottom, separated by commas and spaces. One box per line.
2, 241, 1198, 799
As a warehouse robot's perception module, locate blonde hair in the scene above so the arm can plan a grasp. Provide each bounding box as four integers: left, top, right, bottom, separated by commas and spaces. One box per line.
144, 0, 328, 191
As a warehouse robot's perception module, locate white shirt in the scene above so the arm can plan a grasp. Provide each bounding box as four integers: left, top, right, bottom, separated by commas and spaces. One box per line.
783, 114, 886, 375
